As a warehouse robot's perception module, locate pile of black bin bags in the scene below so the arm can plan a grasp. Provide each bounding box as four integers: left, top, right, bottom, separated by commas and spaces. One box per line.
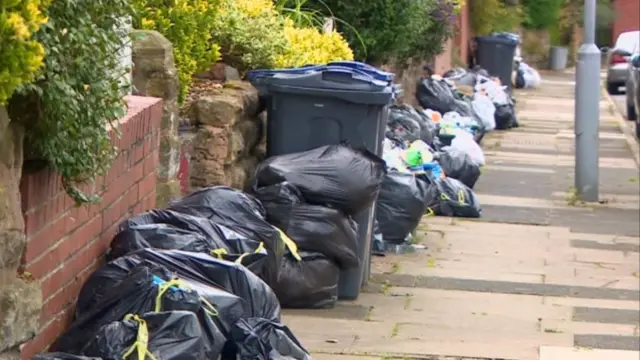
37, 144, 386, 360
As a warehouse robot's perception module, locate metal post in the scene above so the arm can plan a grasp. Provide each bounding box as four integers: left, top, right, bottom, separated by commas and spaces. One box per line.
574, 0, 600, 202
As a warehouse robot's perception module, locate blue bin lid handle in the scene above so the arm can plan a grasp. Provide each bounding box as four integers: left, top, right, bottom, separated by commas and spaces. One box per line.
321, 67, 377, 83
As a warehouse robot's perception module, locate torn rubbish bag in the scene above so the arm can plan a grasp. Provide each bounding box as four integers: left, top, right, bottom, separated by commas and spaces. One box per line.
272, 251, 339, 309
424, 178, 482, 218
375, 172, 429, 244
253, 144, 386, 215
389, 104, 436, 146
387, 106, 422, 143
109, 222, 268, 276
83, 311, 206, 360
435, 148, 481, 189
52, 265, 227, 358
253, 182, 359, 269
231, 318, 311, 360
167, 187, 288, 286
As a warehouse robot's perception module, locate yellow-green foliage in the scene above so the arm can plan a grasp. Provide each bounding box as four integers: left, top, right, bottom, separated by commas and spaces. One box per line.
132, 0, 222, 102
0, 0, 49, 104
470, 0, 523, 36
211, 0, 288, 73
275, 18, 354, 68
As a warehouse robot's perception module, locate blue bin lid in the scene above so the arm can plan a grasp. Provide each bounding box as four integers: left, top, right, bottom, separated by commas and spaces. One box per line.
326, 61, 395, 82
247, 62, 394, 83
476, 32, 520, 46
267, 66, 390, 90
266, 67, 394, 105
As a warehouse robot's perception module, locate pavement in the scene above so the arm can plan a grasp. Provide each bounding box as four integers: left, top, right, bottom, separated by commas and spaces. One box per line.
611, 91, 637, 139
281, 71, 640, 360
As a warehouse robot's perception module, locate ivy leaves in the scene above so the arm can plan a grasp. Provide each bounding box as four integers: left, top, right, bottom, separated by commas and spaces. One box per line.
10, 0, 133, 205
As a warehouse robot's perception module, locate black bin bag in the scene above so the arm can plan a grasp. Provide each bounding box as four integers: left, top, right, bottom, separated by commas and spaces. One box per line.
166, 186, 287, 286
232, 318, 311, 360
110, 222, 268, 276
435, 148, 481, 189
494, 104, 516, 130
253, 182, 358, 269
83, 311, 205, 360
387, 106, 422, 144
375, 172, 429, 244
253, 144, 387, 215
416, 77, 456, 114
76, 249, 281, 328
424, 178, 482, 218
388, 104, 436, 146
273, 252, 339, 309
33, 354, 100, 360
52, 264, 227, 359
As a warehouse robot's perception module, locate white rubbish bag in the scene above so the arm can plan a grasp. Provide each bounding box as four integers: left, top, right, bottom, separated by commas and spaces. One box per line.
450, 129, 485, 166
520, 62, 541, 89
471, 94, 496, 131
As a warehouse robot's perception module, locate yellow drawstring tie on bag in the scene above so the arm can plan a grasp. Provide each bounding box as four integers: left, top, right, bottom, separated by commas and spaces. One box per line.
457, 190, 466, 204
122, 314, 156, 360
210, 248, 228, 259
234, 242, 265, 265
273, 227, 301, 261
155, 278, 219, 317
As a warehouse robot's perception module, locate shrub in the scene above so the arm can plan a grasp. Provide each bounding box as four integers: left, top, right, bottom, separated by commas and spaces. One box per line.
211, 0, 288, 73
402, 0, 457, 62
275, 18, 354, 68
132, 0, 221, 102
522, 0, 564, 30
309, 0, 459, 64
0, 0, 49, 104
9, 0, 132, 205
470, 0, 524, 36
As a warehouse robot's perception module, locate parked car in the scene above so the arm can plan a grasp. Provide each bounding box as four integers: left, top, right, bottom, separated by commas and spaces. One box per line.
604, 30, 640, 95
625, 53, 640, 138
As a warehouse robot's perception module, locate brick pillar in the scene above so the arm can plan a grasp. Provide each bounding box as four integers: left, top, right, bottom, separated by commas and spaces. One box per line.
131, 30, 181, 207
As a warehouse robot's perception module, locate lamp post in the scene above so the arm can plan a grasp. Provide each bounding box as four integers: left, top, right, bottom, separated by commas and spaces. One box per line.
574, 0, 600, 202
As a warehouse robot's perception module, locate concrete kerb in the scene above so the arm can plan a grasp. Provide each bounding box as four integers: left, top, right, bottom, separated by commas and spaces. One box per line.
600, 86, 640, 168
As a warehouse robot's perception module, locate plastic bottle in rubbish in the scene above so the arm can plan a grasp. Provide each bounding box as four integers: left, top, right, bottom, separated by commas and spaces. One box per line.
423, 162, 443, 179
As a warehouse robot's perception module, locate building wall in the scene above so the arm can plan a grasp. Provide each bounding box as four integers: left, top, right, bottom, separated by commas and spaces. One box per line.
433, 4, 471, 74
612, 0, 640, 43
18, 96, 163, 358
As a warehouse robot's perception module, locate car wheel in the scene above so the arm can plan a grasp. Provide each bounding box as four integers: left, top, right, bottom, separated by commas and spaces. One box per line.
628, 102, 638, 121
607, 82, 620, 95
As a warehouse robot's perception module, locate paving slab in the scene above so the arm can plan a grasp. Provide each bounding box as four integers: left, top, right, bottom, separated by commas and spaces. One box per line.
539, 346, 640, 360
283, 72, 639, 359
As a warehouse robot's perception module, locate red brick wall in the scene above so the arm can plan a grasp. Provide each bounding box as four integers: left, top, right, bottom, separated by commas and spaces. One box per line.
612, 0, 640, 43
18, 95, 163, 358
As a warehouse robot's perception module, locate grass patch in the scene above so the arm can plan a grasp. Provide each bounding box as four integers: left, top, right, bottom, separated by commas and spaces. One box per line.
403, 295, 413, 310
381, 280, 392, 295
390, 262, 401, 274
544, 328, 563, 333
364, 306, 374, 322
390, 323, 401, 338
565, 186, 582, 206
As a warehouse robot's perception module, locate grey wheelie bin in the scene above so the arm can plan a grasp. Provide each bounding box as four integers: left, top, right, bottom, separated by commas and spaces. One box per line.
475, 34, 519, 93
260, 66, 394, 300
